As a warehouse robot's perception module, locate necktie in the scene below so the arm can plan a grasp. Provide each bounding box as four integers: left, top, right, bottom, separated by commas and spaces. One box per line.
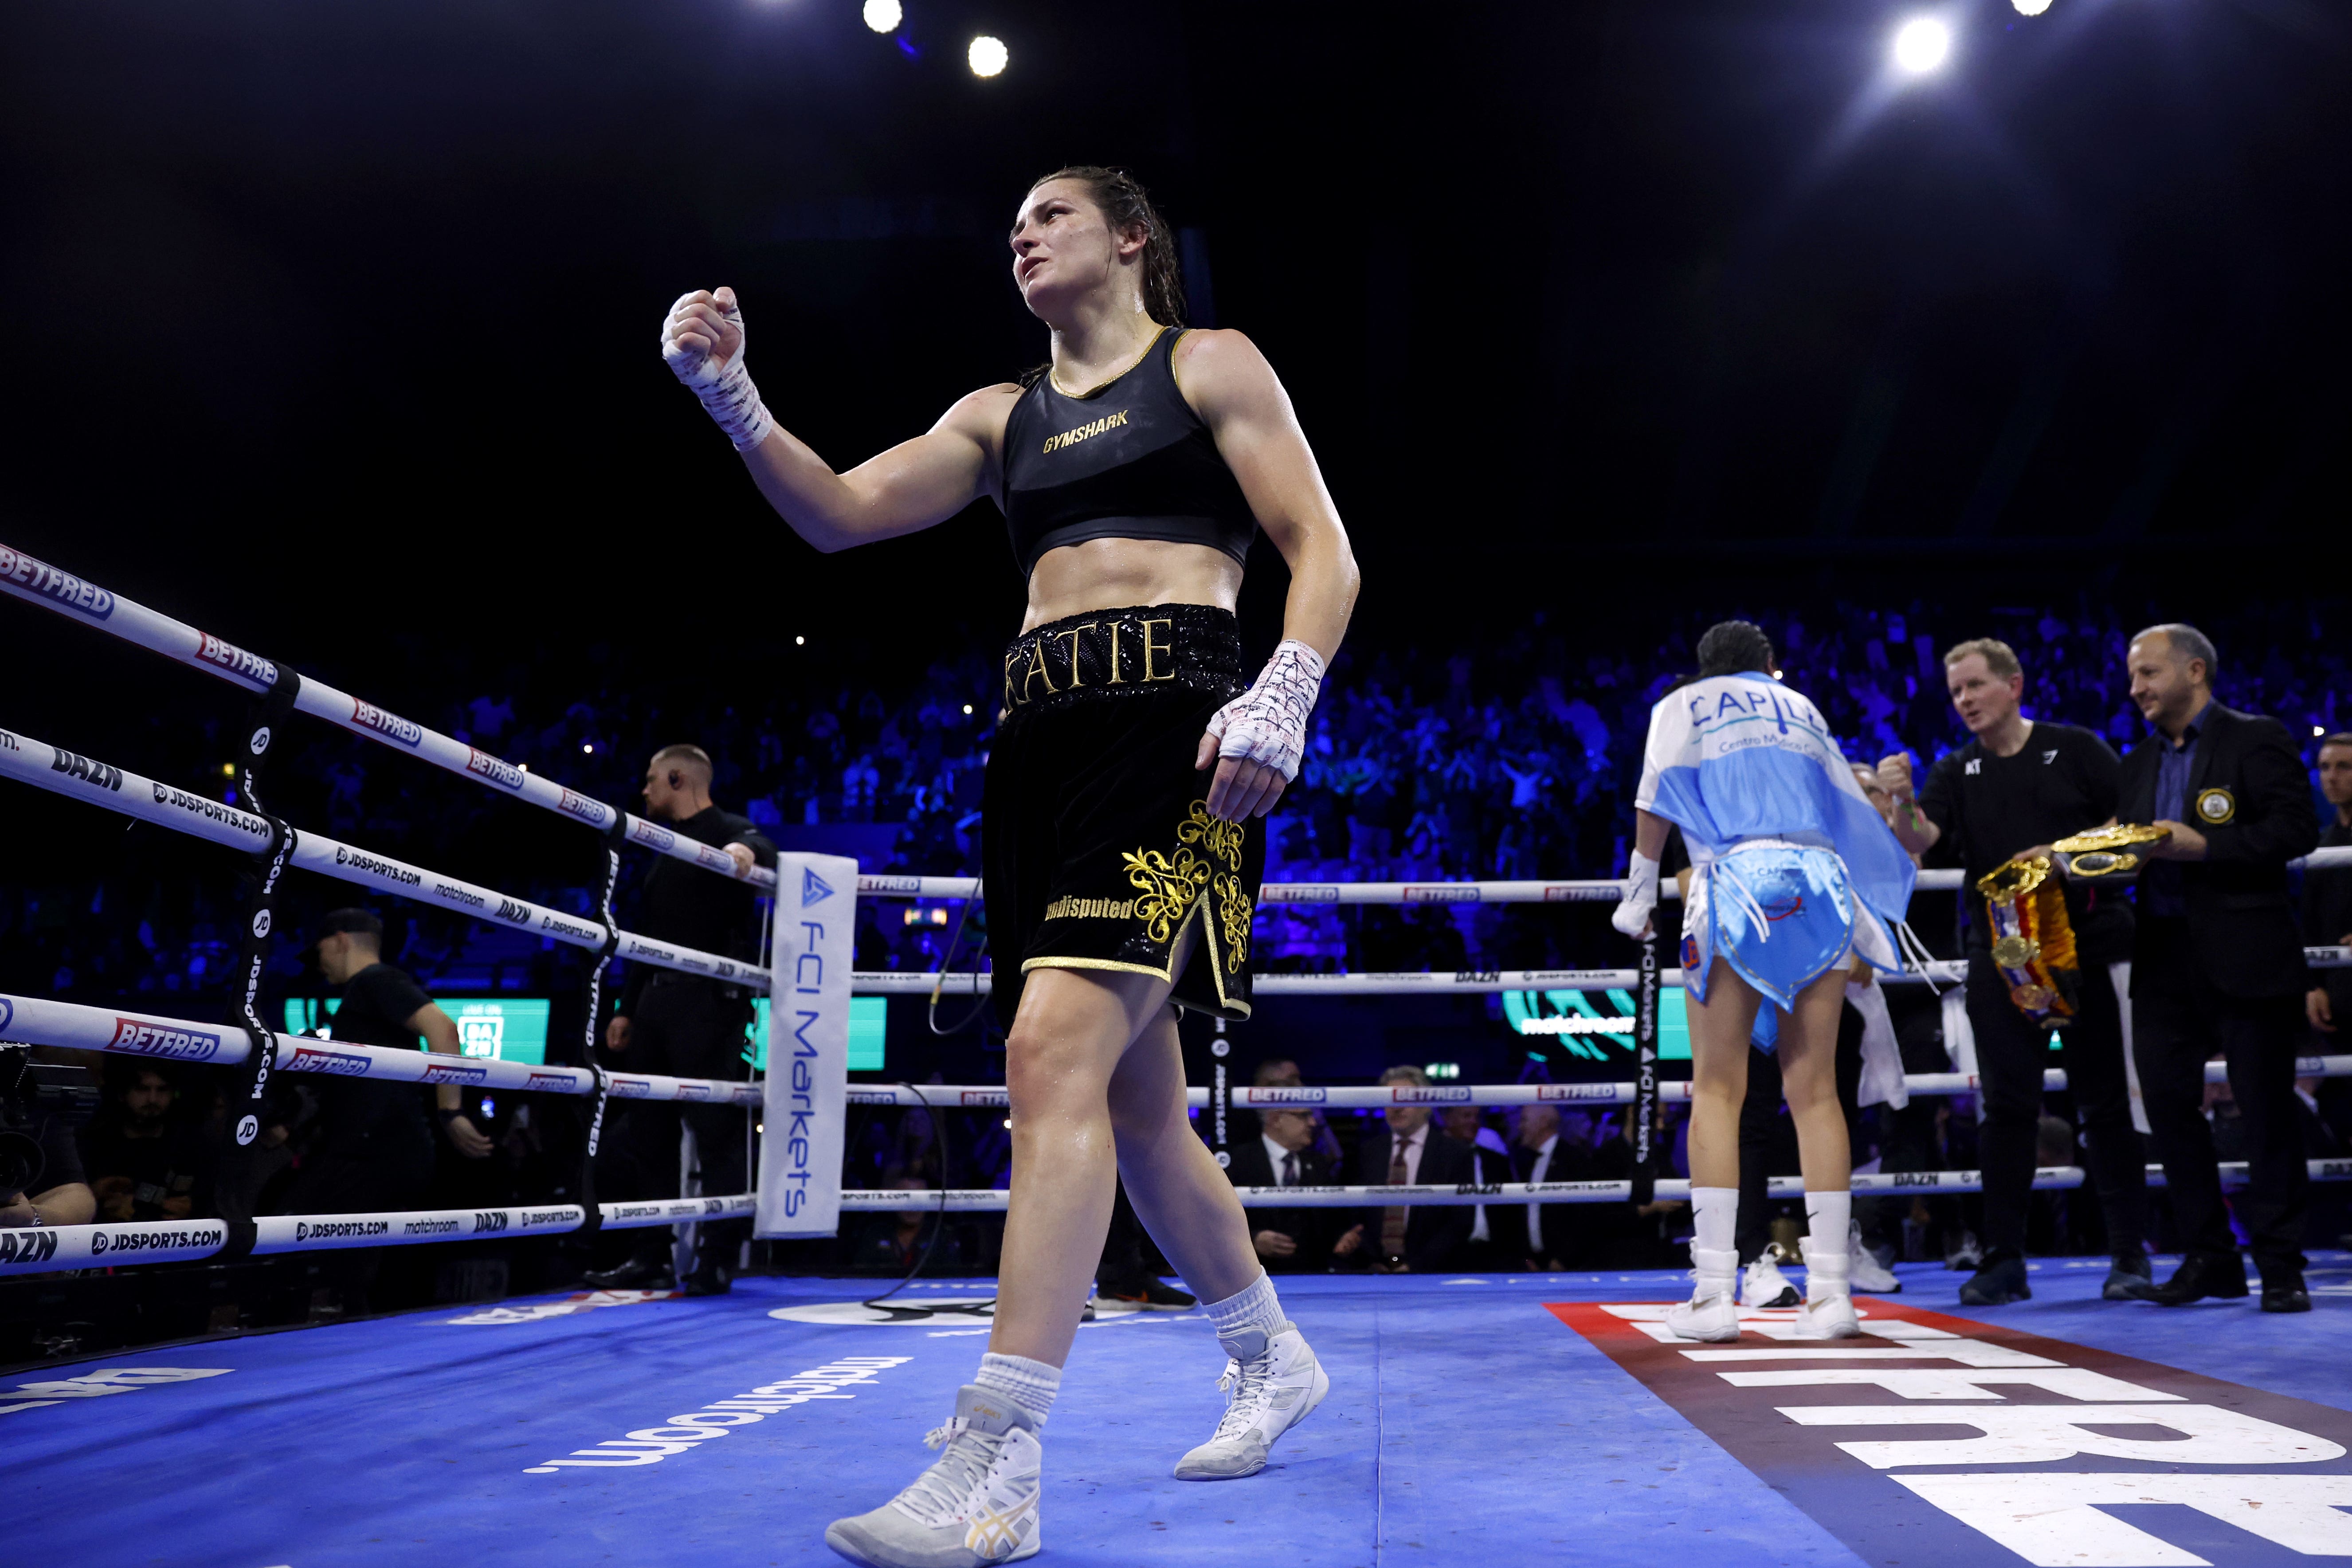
1382, 1135, 1410, 1259
1282, 1151, 1299, 1188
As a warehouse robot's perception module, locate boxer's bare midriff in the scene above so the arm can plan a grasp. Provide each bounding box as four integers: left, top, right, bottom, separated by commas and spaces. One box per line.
1020, 536, 1243, 633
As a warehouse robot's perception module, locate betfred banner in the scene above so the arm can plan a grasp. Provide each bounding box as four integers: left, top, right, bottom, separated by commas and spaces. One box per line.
756, 854, 856, 1239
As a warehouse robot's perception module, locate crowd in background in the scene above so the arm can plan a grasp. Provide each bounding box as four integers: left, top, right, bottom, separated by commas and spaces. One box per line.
12, 592, 2352, 1288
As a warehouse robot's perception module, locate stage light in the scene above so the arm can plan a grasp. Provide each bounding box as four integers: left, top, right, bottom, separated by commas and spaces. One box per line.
794, 635, 805, 646
862, 0, 900, 32
2011, 0, 2050, 14
962, 703, 973, 715
968, 34, 1007, 77
1892, 17, 1952, 74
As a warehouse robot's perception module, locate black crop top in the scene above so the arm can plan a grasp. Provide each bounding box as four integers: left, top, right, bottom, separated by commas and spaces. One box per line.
1000, 328, 1258, 576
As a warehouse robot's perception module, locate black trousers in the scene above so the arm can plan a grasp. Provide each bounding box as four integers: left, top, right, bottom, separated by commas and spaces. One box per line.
2132, 918, 2309, 1279
1966, 952, 2146, 1258
604, 979, 753, 1266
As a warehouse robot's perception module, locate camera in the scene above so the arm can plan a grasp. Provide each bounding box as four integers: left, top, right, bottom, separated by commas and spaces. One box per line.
0, 1047, 101, 1199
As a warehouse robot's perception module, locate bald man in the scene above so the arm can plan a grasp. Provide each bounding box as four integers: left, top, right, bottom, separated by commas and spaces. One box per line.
590, 744, 776, 1295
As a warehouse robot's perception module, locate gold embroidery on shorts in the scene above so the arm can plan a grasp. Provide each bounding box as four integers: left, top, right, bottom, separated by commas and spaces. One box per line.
1122, 845, 1211, 943
1019, 640, 1058, 701
1215, 874, 1252, 973
1141, 618, 1176, 682
1043, 895, 1138, 922
1179, 800, 1245, 870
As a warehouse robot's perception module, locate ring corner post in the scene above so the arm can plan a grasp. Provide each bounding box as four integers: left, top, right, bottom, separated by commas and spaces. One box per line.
755, 853, 856, 1240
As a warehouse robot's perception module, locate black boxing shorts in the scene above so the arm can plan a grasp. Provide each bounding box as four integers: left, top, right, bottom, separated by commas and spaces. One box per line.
982, 603, 1264, 1031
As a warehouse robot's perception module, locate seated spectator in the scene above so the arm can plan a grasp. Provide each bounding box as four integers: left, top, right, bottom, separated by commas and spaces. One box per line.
847, 1176, 970, 1276
0, 1047, 97, 1231
1224, 1107, 1363, 1273
82, 1067, 212, 1222
1439, 1105, 1515, 1270
1512, 1104, 1587, 1270
1249, 1057, 1343, 1163
1353, 1066, 1473, 1273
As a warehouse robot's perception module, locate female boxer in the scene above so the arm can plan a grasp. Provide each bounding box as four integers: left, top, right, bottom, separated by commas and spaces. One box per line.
1613, 620, 1914, 1342
660, 166, 1358, 1567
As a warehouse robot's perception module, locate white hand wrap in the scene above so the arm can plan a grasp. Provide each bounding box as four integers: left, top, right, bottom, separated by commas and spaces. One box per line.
661, 291, 775, 452
1203, 639, 1326, 783
1611, 850, 1662, 938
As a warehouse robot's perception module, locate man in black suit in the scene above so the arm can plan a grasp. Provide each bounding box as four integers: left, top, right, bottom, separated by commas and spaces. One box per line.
1510, 1104, 1588, 1270
1353, 1066, 1474, 1273
1223, 1107, 1364, 1273
2118, 624, 2319, 1312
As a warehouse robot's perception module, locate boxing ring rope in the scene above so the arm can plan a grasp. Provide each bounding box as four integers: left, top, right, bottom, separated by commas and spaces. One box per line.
0, 988, 761, 1276
835, 1159, 2352, 1214
0, 543, 773, 892
0, 724, 764, 988
835, 1057, 2352, 1111
851, 851, 2352, 906
0, 1196, 758, 1278
10, 541, 2352, 1285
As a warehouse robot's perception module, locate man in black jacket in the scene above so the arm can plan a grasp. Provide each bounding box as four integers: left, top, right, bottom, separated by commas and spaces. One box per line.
589, 744, 776, 1295
2118, 625, 2319, 1312
1353, 1066, 1474, 1273
1223, 1106, 1363, 1273
2304, 733, 2352, 1042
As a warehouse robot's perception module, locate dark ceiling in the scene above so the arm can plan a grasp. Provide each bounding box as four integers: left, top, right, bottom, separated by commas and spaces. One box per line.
3, 0, 2344, 697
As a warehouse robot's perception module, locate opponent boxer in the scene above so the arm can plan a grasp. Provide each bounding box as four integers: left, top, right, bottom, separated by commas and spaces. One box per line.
1614, 621, 1916, 1343
659, 166, 1358, 1566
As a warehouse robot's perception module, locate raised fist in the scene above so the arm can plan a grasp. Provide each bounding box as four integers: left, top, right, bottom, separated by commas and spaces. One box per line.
1875, 752, 1915, 803
661, 286, 748, 388
659, 285, 774, 451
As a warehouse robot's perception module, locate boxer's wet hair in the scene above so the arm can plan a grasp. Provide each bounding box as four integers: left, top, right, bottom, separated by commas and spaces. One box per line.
1696, 620, 1776, 679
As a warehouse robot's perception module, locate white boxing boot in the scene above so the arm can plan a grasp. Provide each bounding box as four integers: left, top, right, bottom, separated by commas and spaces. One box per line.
1798, 1239, 1860, 1339
1663, 1246, 1742, 1343
1741, 1243, 1799, 1309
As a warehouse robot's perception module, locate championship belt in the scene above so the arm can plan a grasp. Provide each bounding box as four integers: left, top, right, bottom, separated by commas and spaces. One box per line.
2050, 823, 2171, 882
1976, 854, 2080, 1029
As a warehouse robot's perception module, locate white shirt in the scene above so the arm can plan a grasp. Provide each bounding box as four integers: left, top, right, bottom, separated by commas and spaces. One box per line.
1261, 1133, 1304, 1187
1523, 1134, 1559, 1248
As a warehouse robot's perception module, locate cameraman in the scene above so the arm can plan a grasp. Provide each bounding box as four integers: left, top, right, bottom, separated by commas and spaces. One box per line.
0, 1050, 97, 1230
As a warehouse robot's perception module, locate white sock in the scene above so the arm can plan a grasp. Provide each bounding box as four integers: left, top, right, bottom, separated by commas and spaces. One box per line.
1203, 1271, 1284, 1351
1804, 1190, 1851, 1254
975, 1351, 1060, 1425
1691, 1186, 1737, 1255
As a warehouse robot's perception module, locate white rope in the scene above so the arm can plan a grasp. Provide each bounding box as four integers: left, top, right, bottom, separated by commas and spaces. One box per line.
0, 1195, 757, 1277
0, 724, 760, 987
842, 1055, 2352, 1111
855, 849, 2352, 904
857, 948, 2348, 998
0, 991, 756, 1105
0, 541, 772, 890
838, 1159, 2352, 1212
13, 542, 2351, 910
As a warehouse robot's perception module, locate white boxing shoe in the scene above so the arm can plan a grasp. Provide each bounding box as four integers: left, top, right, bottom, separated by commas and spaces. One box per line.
1798, 1239, 1860, 1339
1173, 1321, 1329, 1480
1664, 1246, 1743, 1343
1848, 1221, 1900, 1294
825, 1385, 1042, 1567
1741, 1244, 1799, 1309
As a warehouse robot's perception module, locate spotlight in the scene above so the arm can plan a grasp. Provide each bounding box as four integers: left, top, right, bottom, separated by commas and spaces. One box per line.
961, 704, 973, 715
794, 635, 805, 646
2011, 0, 2050, 13
582, 743, 594, 754
1892, 17, 1952, 74
968, 34, 1007, 77
861, 0, 900, 32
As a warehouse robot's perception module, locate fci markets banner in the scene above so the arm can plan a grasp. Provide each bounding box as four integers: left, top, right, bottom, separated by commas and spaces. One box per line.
756, 853, 856, 1239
